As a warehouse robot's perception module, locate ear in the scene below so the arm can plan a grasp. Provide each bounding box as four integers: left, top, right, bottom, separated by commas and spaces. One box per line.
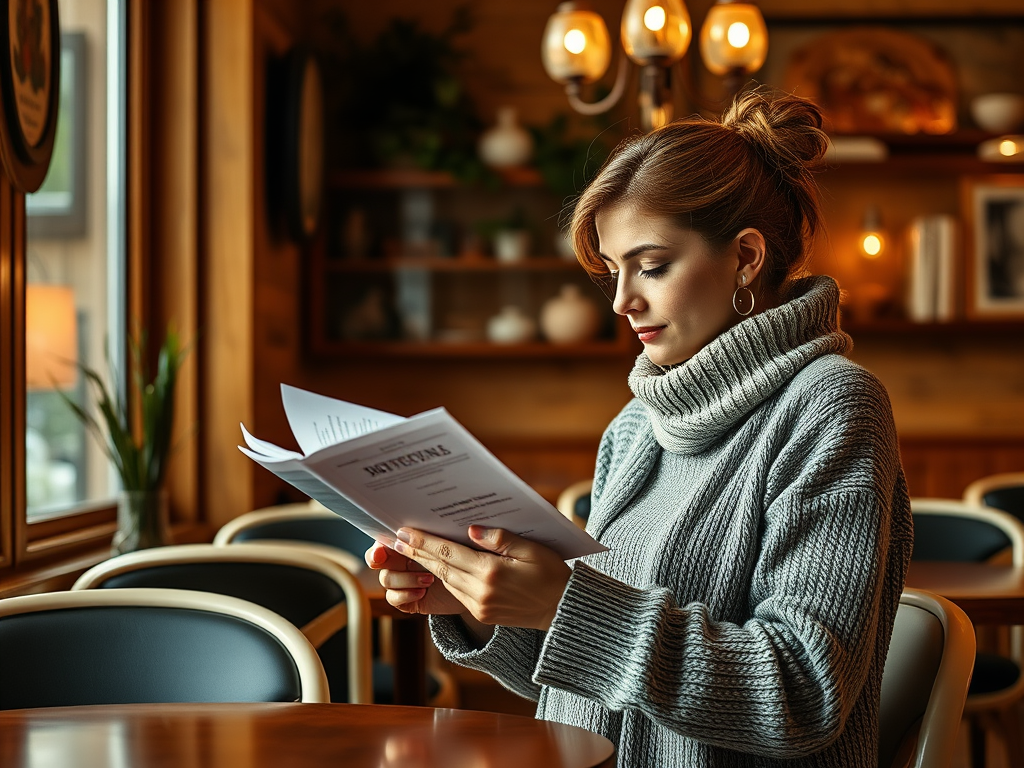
734, 228, 767, 285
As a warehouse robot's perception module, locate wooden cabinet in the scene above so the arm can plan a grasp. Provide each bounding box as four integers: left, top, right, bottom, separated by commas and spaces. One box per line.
306, 168, 632, 358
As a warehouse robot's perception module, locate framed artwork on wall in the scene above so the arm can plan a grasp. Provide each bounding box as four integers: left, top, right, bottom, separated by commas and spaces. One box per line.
27, 32, 85, 238
0, 0, 61, 193
962, 174, 1024, 319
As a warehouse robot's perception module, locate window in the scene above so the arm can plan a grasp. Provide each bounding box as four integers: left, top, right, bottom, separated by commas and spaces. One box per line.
22, 0, 126, 539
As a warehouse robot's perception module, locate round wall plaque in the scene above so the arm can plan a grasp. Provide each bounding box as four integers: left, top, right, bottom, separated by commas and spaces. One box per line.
0, 0, 60, 192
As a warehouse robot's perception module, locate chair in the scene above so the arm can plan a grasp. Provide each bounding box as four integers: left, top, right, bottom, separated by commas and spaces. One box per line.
0, 587, 329, 709
556, 479, 592, 530
213, 503, 459, 708
964, 472, 1024, 524
910, 498, 1024, 767
212, 500, 373, 574
879, 589, 976, 768
73, 543, 372, 704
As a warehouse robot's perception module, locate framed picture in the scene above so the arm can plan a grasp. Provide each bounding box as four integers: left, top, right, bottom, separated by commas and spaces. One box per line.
963, 175, 1024, 319
27, 32, 85, 238
0, 0, 61, 193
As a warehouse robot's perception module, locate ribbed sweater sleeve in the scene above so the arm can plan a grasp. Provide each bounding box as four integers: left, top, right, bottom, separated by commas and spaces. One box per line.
429, 617, 546, 702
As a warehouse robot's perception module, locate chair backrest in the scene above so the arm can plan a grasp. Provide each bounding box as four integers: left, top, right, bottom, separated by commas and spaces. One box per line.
556, 479, 592, 530
73, 543, 372, 704
910, 498, 1024, 565
878, 589, 976, 768
213, 502, 371, 572
964, 472, 1024, 523
0, 587, 329, 709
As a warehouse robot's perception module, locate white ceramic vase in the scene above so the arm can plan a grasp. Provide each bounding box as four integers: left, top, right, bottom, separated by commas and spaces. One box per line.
479, 107, 533, 168
540, 284, 600, 344
493, 229, 530, 262
486, 305, 536, 344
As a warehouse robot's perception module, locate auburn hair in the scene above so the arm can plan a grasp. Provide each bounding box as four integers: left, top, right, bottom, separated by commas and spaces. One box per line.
570, 87, 829, 295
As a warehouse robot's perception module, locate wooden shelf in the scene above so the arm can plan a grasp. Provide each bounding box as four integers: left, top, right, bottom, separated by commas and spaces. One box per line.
307, 339, 635, 358
825, 130, 1024, 174
843, 319, 1024, 336
328, 166, 544, 189
319, 256, 586, 274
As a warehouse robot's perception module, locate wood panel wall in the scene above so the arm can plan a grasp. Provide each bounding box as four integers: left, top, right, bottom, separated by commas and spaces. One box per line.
223, 0, 1024, 517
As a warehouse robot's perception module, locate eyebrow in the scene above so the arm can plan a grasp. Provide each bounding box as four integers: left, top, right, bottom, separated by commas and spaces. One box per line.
598, 243, 670, 263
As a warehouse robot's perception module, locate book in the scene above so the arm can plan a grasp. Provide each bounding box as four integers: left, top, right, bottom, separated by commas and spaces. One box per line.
906, 215, 957, 322
239, 385, 606, 561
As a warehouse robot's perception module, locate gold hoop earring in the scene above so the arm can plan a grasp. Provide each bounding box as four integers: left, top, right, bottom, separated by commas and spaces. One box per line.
733, 275, 755, 316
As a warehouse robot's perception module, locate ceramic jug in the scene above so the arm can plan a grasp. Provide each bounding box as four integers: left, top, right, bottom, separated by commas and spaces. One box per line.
540, 284, 600, 344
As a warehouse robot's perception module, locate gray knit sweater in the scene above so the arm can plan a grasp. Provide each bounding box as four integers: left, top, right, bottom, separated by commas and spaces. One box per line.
431, 275, 913, 768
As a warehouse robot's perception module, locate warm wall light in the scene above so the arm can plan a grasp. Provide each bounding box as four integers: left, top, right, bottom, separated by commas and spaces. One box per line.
859, 206, 886, 260
26, 284, 78, 390
541, 0, 768, 131
699, 2, 768, 78
977, 135, 1023, 162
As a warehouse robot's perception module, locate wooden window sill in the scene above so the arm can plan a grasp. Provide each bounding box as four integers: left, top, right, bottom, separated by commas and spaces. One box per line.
0, 523, 214, 598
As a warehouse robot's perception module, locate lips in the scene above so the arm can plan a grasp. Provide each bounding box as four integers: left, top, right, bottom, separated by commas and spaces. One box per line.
632, 326, 664, 342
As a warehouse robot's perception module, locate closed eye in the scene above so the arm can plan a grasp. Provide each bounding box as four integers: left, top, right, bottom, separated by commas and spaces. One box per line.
639, 263, 669, 279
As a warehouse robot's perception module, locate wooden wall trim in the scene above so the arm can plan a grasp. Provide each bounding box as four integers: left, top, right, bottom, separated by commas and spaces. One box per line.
0, 177, 14, 567
899, 435, 1024, 500
202, 0, 256, 528
146, 0, 201, 526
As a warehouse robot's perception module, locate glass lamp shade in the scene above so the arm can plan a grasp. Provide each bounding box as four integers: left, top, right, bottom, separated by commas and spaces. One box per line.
620, 0, 691, 66
699, 2, 768, 76
541, 2, 612, 84
26, 284, 78, 390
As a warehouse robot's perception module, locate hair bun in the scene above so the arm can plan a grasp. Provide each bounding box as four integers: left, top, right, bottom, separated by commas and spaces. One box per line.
721, 87, 829, 181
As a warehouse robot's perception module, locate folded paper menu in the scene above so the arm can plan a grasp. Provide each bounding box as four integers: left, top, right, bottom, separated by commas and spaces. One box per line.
239, 384, 606, 560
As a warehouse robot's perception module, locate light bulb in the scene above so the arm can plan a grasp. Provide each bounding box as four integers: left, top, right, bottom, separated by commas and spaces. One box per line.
644, 6, 666, 31
542, 3, 611, 84
859, 205, 885, 259
726, 22, 750, 48
861, 233, 883, 258
1000, 139, 1019, 157
563, 29, 586, 54
699, 2, 767, 76
621, 0, 691, 66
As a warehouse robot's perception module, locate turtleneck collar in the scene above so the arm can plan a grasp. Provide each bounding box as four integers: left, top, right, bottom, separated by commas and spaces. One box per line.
627, 275, 851, 455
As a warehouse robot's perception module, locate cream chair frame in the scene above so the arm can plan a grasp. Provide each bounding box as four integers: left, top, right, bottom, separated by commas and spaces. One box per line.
880, 588, 976, 768
0, 587, 330, 704
73, 543, 371, 704
964, 472, 1024, 511
212, 501, 365, 574
910, 498, 1024, 765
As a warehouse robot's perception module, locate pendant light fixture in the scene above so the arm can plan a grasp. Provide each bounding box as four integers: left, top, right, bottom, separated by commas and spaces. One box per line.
541, 0, 768, 131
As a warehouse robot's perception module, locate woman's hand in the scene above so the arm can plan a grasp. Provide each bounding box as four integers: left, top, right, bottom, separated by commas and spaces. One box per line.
365, 541, 466, 617
388, 525, 572, 631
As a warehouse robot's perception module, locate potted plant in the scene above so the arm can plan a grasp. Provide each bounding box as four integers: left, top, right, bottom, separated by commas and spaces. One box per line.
60, 327, 189, 554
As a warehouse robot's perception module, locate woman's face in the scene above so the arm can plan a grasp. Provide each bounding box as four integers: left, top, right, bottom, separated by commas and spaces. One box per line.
595, 203, 741, 367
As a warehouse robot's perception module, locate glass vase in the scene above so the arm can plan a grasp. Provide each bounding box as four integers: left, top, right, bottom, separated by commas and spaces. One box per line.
113, 490, 169, 555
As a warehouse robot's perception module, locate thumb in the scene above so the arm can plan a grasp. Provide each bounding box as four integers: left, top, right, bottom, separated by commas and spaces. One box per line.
468, 526, 527, 558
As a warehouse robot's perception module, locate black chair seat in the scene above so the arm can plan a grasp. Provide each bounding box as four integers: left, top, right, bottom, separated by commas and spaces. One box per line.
968, 652, 1021, 695
370, 660, 441, 705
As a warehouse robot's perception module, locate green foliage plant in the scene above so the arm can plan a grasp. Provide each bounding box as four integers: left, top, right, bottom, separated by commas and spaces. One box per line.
60, 327, 188, 493
321, 5, 492, 184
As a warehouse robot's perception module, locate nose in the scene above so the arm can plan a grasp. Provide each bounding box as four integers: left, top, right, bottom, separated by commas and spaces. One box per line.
611, 274, 644, 316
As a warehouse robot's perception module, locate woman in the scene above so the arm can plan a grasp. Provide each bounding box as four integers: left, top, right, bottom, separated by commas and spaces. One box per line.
366, 88, 913, 767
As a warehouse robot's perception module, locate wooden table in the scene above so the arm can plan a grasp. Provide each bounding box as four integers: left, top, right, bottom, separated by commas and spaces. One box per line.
906, 561, 1024, 625
0, 703, 616, 768
359, 567, 430, 706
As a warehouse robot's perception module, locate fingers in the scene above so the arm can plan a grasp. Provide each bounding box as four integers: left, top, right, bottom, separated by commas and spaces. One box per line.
364, 542, 427, 572
379, 568, 435, 591
393, 528, 485, 590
